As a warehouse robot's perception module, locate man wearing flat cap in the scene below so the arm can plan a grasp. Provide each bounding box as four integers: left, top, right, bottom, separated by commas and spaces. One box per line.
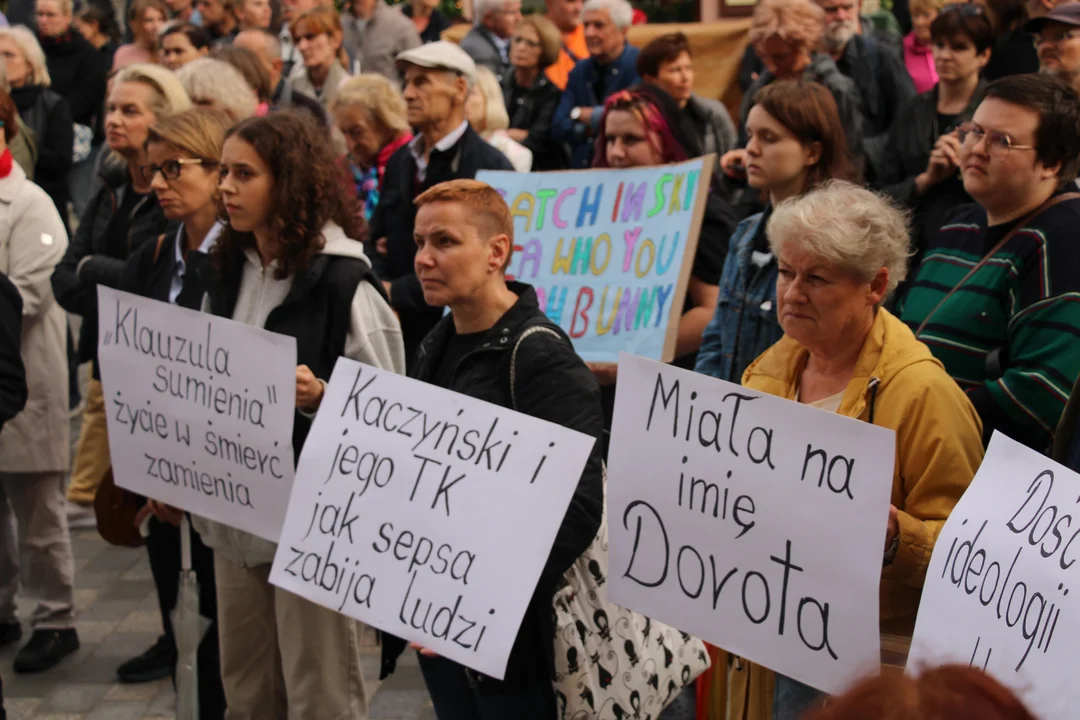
367, 41, 514, 368
1029, 3, 1080, 94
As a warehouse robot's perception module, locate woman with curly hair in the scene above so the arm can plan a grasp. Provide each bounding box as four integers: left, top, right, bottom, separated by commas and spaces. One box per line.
198, 111, 405, 718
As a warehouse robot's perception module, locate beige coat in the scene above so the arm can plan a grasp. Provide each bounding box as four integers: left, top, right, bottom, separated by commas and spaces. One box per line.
0, 162, 70, 472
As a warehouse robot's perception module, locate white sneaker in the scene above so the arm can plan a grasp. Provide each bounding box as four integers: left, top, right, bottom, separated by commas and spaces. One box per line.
66, 501, 96, 530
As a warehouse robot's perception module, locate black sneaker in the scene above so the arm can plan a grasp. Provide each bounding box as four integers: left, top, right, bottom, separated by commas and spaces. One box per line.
13, 628, 80, 673
0, 621, 21, 647
116, 635, 176, 684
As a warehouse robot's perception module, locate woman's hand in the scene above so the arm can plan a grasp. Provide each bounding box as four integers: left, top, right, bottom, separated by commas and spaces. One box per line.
586, 361, 618, 386
720, 149, 748, 178
409, 641, 439, 657
296, 365, 324, 412
884, 504, 899, 552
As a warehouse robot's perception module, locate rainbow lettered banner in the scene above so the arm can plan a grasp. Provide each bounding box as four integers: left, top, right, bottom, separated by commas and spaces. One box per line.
477, 157, 713, 363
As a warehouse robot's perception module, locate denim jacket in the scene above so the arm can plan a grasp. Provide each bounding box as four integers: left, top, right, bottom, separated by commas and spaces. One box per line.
694, 211, 784, 383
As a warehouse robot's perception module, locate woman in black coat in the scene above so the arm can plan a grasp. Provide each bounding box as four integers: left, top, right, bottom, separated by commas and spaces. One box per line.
877, 6, 993, 304
501, 14, 568, 171
0, 273, 26, 434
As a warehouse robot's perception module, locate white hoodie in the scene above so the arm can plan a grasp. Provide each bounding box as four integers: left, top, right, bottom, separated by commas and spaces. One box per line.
193, 222, 405, 567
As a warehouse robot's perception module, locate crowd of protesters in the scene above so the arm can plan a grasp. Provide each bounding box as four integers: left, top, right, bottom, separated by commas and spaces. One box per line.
0, 0, 1078, 716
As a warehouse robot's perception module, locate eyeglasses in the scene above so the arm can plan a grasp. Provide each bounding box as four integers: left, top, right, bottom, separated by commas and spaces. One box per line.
511, 35, 540, 48
1033, 28, 1080, 46
939, 3, 985, 17
956, 122, 1036, 158
140, 158, 215, 182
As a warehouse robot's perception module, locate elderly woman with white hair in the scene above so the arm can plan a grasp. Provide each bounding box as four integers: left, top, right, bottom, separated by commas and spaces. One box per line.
466, 65, 531, 171
176, 57, 258, 123
726, 181, 985, 720
0, 26, 73, 226
51, 63, 190, 529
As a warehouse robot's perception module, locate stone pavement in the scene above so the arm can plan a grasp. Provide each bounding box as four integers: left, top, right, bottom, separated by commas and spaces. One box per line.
1, 527, 435, 720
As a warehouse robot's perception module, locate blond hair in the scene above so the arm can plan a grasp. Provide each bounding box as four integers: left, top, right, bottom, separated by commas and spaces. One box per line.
332, 73, 410, 135
520, 14, 561, 69
472, 65, 509, 133
146, 107, 231, 162
749, 0, 825, 52
767, 180, 910, 299
415, 179, 514, 268
37, 0, 74, 17
0, 26, 51, 86
113, 63, 192, 118
909, 0, 945, 17
176, 58, 257, 122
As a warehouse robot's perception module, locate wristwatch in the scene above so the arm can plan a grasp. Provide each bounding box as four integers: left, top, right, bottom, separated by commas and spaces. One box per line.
570, 107, 582, 122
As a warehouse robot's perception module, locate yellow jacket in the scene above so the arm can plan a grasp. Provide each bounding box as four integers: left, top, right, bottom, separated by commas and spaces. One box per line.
711, 308, 985, 720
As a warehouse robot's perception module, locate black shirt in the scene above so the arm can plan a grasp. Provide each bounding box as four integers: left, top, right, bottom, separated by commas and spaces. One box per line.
430, 329, 487, 390
105, 186, 150, 260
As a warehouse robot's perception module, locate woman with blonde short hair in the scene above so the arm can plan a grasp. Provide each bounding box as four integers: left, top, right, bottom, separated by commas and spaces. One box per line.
332, 73, 413, 219
176, 57, 259, 122
729, 181, 985, 719
466, 64, 531, 171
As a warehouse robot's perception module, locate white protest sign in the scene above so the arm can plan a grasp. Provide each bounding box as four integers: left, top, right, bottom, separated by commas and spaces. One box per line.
606, 354, 896, 694
909, 432, 1080, 719
97, 287, 297, 541
268, 357, 596, 679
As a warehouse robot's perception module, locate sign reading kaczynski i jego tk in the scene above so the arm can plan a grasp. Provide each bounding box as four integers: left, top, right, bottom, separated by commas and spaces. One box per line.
477, 156, 713, 363
909, 433, 1080, 720
97, 287, 298, 542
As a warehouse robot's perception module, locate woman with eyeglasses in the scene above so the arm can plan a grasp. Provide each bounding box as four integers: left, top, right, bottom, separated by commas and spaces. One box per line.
116, 108, 229, 711
501, 14, 567, 170
977, 0, 1038, 79
287, 7, 351, 111
876, 4, 993, 305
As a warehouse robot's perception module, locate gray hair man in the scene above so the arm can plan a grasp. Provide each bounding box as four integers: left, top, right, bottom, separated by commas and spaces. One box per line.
459, 0, 522, 76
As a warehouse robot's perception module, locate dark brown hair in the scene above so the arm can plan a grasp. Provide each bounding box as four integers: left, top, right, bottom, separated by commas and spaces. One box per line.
930, 5, 995, 53
983, 0, 1026, 32
213, 44, 272, 102
750, 79, 857, 190
805, 665, 1037, 720
0, 90, 16, 143
636, 32, 691, 79
160, 22, 212, 52
214, 111, 362, 280
984, 73, 1080, 183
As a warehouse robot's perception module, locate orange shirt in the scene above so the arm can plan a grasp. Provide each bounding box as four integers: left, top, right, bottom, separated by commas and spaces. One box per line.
544, 23, 588, 91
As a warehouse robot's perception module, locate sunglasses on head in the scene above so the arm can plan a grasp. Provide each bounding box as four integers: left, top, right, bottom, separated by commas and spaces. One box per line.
939, 3, 986, 17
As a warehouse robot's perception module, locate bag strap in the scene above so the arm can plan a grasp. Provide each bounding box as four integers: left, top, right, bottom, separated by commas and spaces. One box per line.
915, 192, 1080, 336
510, 325, 562, 411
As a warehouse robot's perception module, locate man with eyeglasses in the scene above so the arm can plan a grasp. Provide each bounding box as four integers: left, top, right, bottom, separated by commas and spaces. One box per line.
900, 74, 1080, 455
460, 0, 522, 76
1029, 3, 1080, 93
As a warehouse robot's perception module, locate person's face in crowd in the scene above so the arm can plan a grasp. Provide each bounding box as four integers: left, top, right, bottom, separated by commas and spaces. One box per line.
105, 81, 158, 157
776, 242, 887, 352
165, 0, 193, 16
414, 200, 511, 308
74, 17, 102, 44
509, 23, 544, 70
757, 35, 811, 79
744, 104, 821, 196
604, 108, 663, 168
912, 9, 938, 45
35, 0, 71, 39
334, 105, 386, 166
197, 0, 227, 26
403, 65, 465, 132
136, 6, 167, 45
961, 97, 1057, 211
219, 136, 274, 235
650, 50, 694, 107
281, 0, 318, 25
485, 0, 522, 40
0, 38, 31, 88
145, 141, 218, 220
818, 0, 861, 52
296, 27, 339, 70
584, 8, 624, 62
235, 29, 281, 85
545, 0, 584, 31
932, 32, 990, 82
160, 31, 207, 70
1036, 21, 1080, 85
240, 0, 272, 27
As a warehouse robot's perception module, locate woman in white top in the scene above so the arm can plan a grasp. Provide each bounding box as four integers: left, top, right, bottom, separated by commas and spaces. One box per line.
466, 64, 532, 172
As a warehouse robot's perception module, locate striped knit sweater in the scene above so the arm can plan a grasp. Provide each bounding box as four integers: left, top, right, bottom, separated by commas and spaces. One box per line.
899, 191, 1080, 452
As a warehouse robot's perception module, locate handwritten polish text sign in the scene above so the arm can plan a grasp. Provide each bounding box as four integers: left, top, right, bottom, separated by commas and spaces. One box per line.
606, 354, 895, 694
269, 358, 595, 679
476, 157, 712, 363
909, 432, 1080, 720
97, 287, 297, 541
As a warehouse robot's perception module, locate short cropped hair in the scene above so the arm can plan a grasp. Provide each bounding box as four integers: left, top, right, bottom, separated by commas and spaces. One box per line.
767, 180, 910, 300
415, 179, 514, 268
637, 32, 691, 79
332, 73, 410, 135
0, 27, 51, 87
984, 73, 1080, 184
929, 5, 995, 53
749, 0, 825, 52
176, 57, 258, 121
583, 0, 633, 29
146, 107, 231, 163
